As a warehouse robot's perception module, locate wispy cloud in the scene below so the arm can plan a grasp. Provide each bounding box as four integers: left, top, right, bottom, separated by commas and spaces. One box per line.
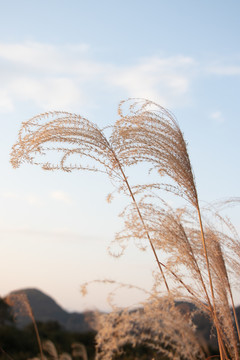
208, 65, 240, 76
0, 41, 101, 112
50, 190, 72, 204
0, 41, 197, 113
0, 226, 95, 243
108, 56, 195, 106
10, 76, 83, 109
1, 190, 72, 206
1, 191, 18, 199
3, 41, 238, 114
1, 191, 43, 206
0, 89, 14, 112
0, 42, 90, 73
210, 110, 225, 123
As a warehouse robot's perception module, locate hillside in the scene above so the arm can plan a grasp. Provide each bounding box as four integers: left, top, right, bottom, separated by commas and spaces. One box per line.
8, 288, 240, 352
9, 288, 92, 333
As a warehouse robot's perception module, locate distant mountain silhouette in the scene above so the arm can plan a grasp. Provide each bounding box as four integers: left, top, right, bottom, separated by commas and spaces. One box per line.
9, 288, 92, 333
8, 288, 240, 352
176, 301, 240, 351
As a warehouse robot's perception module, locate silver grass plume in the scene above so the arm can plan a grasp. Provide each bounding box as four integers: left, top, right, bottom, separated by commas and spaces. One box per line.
6, 293, 44, 360
93, 296, 206, 360
10, 107, 170, 291
112, 99, 238, 358
112, 98, 198, 206
10, 99, 240, 359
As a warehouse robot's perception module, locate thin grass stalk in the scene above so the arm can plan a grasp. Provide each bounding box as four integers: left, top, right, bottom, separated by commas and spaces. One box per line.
0, 346, 15, 360
7, 293, 44, 360
22, 299, 44, 360
217, 258, 240, 357
214, 212, 240, 344
111, 151, 170, 292
197, 209, 215, 306
138, 200, 230, 357
219, 347, 224, 360
214, 238, 240, 358
197, 207, 230, 360
229, 290, 240, 344
214, 216, 240, 344
158, 256, 231, 359
114, 99, 232, 357
30, 309, 44, 360
218, 238, 240, 345
157, 260, 210, 311
10, 100, 239, 359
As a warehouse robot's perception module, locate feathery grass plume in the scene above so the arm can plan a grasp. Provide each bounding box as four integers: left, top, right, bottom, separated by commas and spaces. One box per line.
6, 292, 44, 360
93, 296, 206, 360
30, 340, 74, 360
0, 346, 15, 360
112, 98, 198, 206
10, 106, 170, 291
112, 98, 240, 358
198, 200, 240, 346
59, 354, 72, 360
203, 230, 238, 359
42, 340, 58, 360
114, 189, 238, 323
10, 111, 121, 177
81, 279, 152, 310
71, 343, 88, 360
10, 99, 240, 359
108, 196, 240, 358
115, 200, 208, 301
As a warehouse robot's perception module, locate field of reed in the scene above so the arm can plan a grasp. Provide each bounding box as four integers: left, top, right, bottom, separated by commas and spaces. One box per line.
9, 98, 240, 359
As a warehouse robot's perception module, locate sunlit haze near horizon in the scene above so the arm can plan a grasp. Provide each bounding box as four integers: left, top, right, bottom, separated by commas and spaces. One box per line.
0, 0, 240, 312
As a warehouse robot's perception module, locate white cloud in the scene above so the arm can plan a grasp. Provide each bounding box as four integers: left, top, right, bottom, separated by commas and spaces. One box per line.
2, 190, 72, 206
210, 111, 224, 123
0, 41, 197, 113
50, 190, 72, 204
9, 77, 83, 110
0, 41, 102, 113
2, 191, 18, 199
0, 90, 14, 112
0, 226, 92, 243
0, 42, 90, 74
26, 194, 44, 206
108, 56, 195, 106
1, 191, 44, 206
1, 41, 239, 117
208, 65, 240, 76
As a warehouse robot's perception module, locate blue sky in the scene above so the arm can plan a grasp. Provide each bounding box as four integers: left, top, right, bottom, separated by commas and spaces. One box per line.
0, 0, 239, 311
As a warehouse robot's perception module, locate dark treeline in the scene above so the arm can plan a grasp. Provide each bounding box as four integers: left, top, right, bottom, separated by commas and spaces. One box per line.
0, 298, 95, 360
0, 321, 96, 360
0, 297, 223, 359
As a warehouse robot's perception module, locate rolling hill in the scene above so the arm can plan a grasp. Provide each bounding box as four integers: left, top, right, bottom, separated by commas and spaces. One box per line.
9, 288, 92, 333
8, 287, 240, 352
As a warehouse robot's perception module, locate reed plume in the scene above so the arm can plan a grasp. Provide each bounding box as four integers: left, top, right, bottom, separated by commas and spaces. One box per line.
71, 343, 88, 360
42, 340, 58, 360
6, 292, 44, 360
93, 296, 206, 360
28, 340, 86, 360
10, 108, 169, 290
112, 99, 240, 358
10, 99, 240, 359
